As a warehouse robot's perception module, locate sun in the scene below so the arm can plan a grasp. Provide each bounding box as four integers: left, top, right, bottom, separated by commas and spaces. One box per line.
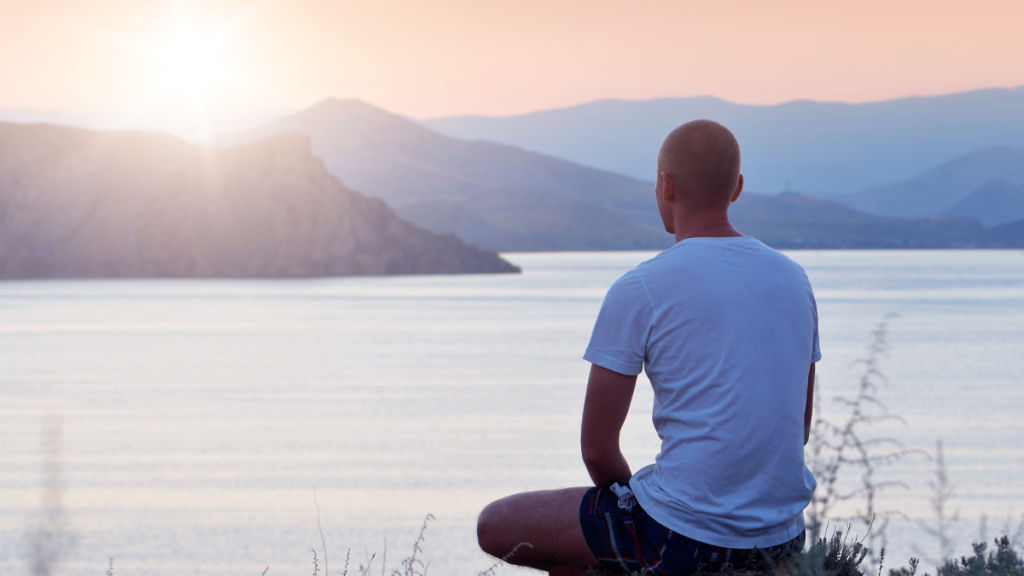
102, 4, 266, 140
155, 22, 230, 95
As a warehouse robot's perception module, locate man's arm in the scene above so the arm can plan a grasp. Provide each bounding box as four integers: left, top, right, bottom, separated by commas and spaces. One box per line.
581, 364, 637, 486
804, 363, 815, 446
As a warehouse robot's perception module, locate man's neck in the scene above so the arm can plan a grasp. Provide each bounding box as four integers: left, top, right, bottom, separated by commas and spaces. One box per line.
673, 211, 743, 243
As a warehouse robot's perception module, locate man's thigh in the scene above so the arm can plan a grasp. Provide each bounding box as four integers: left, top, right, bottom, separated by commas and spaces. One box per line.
477, 486, 600, 571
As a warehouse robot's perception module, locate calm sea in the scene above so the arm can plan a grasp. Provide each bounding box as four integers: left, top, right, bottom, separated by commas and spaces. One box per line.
2, 250, 1023, 576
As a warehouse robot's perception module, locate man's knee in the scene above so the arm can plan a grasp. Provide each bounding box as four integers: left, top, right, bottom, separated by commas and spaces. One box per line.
476, 498, 509, 557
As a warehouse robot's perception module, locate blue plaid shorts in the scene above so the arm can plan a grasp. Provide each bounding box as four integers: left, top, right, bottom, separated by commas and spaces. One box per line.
579, 481, 806, 575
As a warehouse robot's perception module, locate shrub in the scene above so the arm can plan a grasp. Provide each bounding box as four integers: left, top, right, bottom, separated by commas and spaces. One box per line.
889, 537, 1024, 576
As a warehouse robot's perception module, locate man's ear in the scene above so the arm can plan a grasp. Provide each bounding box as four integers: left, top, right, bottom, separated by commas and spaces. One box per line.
731, 174, 744, 203
662, 172, 677, 203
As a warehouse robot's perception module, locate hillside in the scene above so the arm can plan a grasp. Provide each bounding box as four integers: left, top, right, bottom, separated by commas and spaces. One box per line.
730, 193, 989, 248
985, 216, 1024, 247
942, 179, 1024, 227
838, 146, 1024, 218
420, 85, 1024, 196
218, 99, 669, 252
0, 122, 518, 278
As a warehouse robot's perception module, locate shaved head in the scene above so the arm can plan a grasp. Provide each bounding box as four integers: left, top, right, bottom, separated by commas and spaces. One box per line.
658, 120, 741, 212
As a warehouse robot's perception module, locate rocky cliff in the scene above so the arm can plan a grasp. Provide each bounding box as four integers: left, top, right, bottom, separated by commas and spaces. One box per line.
219, 99, 669, 252
0, 123, 518, 278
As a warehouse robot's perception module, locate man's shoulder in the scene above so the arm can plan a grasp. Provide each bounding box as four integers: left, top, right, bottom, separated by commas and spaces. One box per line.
635, 237, 812, 289
606, 268, 651, 302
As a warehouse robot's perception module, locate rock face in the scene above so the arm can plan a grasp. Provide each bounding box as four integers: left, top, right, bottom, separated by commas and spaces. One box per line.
0, 122, 519, 278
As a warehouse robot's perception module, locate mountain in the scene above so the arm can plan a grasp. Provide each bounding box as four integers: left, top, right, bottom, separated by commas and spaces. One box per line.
985, 216, 1024, 247
942, 179, 1024, 227
420, 86, 1024, 195
0, 122, 518, 278
218, 98, 669, 251
729, 193, 988, 248
837, 146, 1024, 218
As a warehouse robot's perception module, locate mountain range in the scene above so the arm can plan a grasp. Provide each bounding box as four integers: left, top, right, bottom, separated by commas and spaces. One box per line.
5, 88, 1023, 275
838, 146, 1024, 221
421, 85, 1024, 197
219, 99, 669, 251
219, 98, 1024, 251
0, 122, 518, 278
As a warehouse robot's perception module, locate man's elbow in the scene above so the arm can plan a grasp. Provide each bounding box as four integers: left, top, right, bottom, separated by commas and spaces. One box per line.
581, 440, 616, 468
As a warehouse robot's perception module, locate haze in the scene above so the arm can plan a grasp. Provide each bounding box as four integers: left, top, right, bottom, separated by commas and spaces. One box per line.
3, 0, 1024, 124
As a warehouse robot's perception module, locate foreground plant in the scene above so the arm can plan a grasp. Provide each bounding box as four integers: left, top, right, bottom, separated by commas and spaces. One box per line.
892, 537, 1024, 576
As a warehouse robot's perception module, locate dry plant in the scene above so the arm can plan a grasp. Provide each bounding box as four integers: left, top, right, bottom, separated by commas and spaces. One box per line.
912, 441, 960, 566
393, 514, 435, 576
315, 487, 330, 576
477, 542, 535, 576
806, 314, 924, 567
26, 416, 72, 576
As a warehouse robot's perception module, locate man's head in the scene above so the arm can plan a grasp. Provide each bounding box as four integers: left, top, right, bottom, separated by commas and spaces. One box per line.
655, 120, 743, 232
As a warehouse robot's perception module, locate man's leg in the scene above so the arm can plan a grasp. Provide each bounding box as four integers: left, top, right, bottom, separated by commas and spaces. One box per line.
477, 487, 601, 574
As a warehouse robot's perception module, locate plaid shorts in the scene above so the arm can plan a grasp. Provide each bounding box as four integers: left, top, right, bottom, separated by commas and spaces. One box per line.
579, 481, 806, 575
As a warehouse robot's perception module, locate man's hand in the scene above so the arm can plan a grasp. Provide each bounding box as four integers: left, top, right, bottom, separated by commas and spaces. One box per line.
581, 364, 637, 486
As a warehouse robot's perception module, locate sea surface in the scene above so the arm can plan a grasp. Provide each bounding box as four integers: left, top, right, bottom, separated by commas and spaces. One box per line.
1, 250, 1023, 576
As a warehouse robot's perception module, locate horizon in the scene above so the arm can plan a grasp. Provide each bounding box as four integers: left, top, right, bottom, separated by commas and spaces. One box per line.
7, 80, 1024, 119
4, 82, 1024, 144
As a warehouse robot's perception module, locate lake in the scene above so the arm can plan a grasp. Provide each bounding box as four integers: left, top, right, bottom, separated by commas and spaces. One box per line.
2, 250, 1023, 576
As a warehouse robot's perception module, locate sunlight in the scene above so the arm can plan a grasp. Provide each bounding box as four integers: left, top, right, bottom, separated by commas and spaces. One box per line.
127, 6, 263, 141
155, 21, 229, 96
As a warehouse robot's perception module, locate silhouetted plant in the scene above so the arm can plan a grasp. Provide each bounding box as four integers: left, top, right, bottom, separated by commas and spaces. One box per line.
913, 441, 960, 566
806, 314, 923, 567
892, 537, 1024, 576
783, 527, 871, 576
392, 514, 434, 576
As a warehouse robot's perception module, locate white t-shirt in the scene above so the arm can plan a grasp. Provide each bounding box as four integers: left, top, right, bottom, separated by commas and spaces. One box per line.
584, 236, 820, 549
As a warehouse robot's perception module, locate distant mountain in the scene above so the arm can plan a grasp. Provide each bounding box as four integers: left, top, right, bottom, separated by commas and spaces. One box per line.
420, 86, 1024, 195
985, 216, 1024, 247
942, 179, 1024, 227
0, 122, 517, 278
730, 193, 989, 248
219, 98, 669, 251
837, 146, 1024, 218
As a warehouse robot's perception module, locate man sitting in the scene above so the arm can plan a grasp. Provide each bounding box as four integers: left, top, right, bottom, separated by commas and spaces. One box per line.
476, 120, 820, 575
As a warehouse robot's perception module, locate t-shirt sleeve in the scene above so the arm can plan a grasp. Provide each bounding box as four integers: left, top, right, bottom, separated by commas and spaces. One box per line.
583, 271, 654, 376
811, 293, 822, 363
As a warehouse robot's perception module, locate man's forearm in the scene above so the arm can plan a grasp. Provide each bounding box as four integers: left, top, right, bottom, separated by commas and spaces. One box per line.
583, 446, 632, 486
580, 364, 638, 486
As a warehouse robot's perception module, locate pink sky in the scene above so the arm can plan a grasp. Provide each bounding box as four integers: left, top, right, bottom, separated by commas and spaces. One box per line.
2, 0, 1023, 119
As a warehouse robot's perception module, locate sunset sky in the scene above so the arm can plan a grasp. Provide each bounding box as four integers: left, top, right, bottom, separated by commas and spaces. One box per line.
3, 0, 1024, 122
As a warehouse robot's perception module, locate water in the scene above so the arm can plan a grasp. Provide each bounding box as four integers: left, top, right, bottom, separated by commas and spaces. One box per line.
1, 250, 1023, 575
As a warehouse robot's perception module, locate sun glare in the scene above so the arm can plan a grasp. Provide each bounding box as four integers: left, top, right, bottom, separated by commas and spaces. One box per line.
156, 24, 229, 94
99, 3, 269, 139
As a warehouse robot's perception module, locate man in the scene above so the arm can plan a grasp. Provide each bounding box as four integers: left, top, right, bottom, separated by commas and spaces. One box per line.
477, 120, 819, 575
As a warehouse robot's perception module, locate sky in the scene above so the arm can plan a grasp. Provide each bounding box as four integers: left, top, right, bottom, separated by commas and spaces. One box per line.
2, 0, 1024, 125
